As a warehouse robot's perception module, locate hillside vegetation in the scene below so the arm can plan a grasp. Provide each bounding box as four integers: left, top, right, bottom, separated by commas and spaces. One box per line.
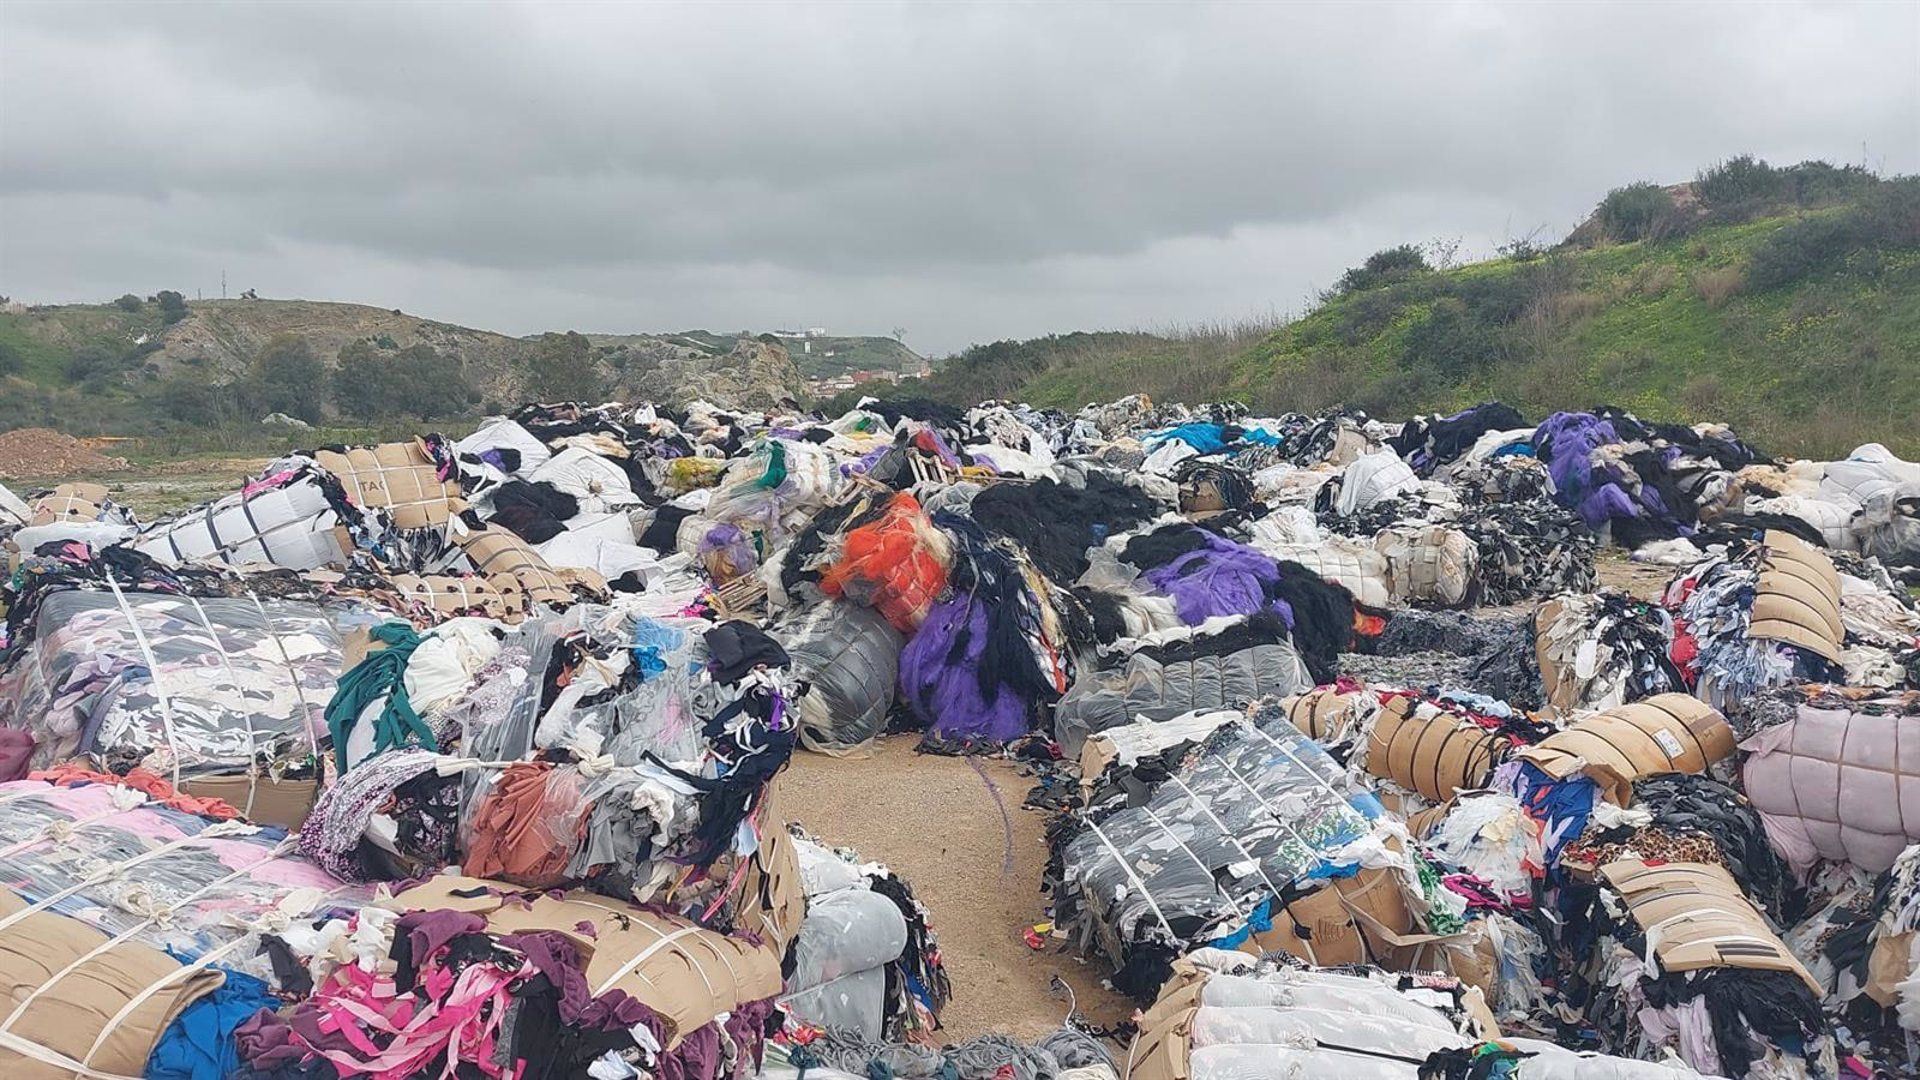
874, 158, 1920, 459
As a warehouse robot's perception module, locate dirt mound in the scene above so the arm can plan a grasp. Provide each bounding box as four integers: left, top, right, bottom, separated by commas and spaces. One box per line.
0, 428, 132, 480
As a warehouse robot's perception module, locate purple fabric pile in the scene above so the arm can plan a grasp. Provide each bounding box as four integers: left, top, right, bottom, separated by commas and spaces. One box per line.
1141, 530, 1295, 626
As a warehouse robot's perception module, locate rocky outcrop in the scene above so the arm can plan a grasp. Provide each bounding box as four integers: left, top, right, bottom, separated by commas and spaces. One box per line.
611, 336, 806, 409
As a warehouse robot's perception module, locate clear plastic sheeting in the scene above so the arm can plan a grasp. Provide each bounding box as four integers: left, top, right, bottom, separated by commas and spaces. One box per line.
1060, 713, 1374, 959
0, 778, 354, 962
783, 885, 909, 1039
781, 600, 902, 755
1052, 637, 1312, 758
0, 588, 338, 778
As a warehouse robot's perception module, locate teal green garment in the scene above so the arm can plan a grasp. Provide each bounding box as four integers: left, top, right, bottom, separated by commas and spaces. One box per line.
326, 621, 436, 772
756, 439, 789, 490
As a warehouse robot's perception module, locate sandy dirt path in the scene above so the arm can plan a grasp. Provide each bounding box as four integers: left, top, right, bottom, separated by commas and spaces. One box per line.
781, 738, 1133, 1041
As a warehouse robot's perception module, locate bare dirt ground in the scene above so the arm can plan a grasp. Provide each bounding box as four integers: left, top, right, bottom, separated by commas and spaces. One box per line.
0, 428, 132, 480
9, 456, 269, 518
1594, 551, 1671, 602
782, 738, 1133, 1041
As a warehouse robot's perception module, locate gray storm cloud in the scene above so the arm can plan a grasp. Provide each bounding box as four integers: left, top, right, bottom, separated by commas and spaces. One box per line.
2, 1, 1915, 353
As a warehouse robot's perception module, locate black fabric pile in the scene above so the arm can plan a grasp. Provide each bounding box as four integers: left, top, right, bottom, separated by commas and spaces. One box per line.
1390, 402, 1525, 476
487, 480, 580, 544
968, 472, 1163, 583
1343, 610, 1544, 708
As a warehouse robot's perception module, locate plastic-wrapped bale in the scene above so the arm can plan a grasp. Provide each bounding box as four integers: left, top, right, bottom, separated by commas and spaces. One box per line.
1054, 707, 1381, 1000
1745, 494, 1860, 552
782, 833, 950, 1042
1251, 534, 1393, 610
135, 468, 349, 570
1331, 448, 1421, 516
781, 600, 902, 755
0, 587, 336, 820
1051, 614, 1312, 757
1666, 531, 1846, 712
1513, 694, 1733, 808
1374, 523, 1479, 608
1579, 859, 1832, 1079
819, 492, 953, 633
1118, 524, 1357, 681
1125, 956, 1710, 1080
782, 839, 909, 1040
526, 445, 643, 515
0, 775, 354, 1079
705, 437, 845, 542
1534, 592, 1685, 712
1740, 686, 1920, 873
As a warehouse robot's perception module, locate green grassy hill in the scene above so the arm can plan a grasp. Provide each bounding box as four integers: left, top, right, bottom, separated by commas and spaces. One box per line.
875, 161, 1920, 459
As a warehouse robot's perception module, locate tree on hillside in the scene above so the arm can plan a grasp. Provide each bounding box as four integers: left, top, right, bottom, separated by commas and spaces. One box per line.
155, 290, 189, 325
114, 294, 144, 313
527, 331, 602, 402
159, 375, 240, 427
333, 341, 473, 420
248, 335, 326, 423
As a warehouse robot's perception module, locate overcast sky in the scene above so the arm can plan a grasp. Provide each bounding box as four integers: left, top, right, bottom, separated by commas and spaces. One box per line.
3, 2, 1916, 356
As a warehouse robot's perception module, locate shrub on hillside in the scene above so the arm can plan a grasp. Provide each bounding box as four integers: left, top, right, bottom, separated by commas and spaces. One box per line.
1595, 183, 1675, 242
65, 342, 129, 384
1746, 179, 1920, 290
158, 376, 240, 427
1336, 245, 1430, 294
1747, 215, 1861, 289
1780, 160, 1880, 207
1695, 155, 1783, 209
0, 339, 19, 376
1692, 267, 1745, 308
1400, 298, 1499, 376
527, 330, 604, 402
114, 294, 143, 313
155, 290, 188, 325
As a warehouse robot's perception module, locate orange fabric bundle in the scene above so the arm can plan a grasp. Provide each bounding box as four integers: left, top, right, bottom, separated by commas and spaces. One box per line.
463, 761, 588, 887
31, 764, 244, 820
819, 492, 953, 634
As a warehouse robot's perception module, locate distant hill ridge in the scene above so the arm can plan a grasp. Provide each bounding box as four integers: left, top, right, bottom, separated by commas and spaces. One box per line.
857, 158, 1919, 459
0, 296, 917, 431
